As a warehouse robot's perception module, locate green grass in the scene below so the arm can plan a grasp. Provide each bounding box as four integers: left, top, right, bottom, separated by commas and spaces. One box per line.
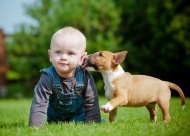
0, 97, 189, 136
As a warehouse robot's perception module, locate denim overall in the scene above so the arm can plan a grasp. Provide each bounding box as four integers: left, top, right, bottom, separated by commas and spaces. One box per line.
41, 65, 86, 123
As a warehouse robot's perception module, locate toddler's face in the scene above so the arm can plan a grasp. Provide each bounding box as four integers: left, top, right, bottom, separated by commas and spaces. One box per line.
48, 36, 86, 78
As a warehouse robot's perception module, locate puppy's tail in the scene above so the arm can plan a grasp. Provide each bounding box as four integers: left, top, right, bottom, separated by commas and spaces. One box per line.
165, 81, 185, 110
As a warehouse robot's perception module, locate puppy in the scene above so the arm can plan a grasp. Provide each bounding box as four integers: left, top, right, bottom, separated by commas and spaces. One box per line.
82, 51, 185, 122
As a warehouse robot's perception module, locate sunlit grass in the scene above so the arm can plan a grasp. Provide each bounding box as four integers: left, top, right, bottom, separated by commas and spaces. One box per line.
0, 97, 189, 136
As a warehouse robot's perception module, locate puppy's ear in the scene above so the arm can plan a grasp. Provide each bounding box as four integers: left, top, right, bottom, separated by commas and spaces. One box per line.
112, 51, 128, 65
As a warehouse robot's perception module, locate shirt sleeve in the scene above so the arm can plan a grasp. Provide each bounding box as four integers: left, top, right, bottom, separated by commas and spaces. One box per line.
29, 73, 52, 127
83, 70, 101, 123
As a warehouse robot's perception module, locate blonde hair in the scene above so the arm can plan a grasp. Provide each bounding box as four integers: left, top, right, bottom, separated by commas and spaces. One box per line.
50, 26, 86, 51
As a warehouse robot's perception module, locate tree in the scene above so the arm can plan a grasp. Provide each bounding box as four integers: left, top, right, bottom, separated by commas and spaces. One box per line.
115, 0, 190, 96
6, 0, 190, 97
6, 0, 121, 96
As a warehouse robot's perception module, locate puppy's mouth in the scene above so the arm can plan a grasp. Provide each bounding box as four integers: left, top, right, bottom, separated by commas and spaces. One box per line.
82, 58, 98, 70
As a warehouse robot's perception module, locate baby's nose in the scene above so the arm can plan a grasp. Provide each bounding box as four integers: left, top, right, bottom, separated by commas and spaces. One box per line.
60, 53, 67, 59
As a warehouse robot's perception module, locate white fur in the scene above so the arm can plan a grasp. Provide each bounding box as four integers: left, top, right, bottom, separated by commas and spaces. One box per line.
154, 116, 157, 122
85, 67, 96, 71
101, 102, 114, 112
182, 105, 185, 111
100, 65, 125, 100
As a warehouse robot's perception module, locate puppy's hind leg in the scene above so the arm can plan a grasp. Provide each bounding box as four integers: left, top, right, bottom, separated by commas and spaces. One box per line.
146, 102, 157, 122
109, 108, 117, 122
158, 99, 170, 122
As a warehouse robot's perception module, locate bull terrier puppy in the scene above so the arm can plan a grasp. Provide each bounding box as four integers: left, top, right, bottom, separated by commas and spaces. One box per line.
82, 51, 185, 122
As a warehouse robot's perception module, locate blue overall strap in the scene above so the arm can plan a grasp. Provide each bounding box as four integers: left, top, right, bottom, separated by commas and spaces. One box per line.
75, 66, 86, 94
40, 65, 61, 91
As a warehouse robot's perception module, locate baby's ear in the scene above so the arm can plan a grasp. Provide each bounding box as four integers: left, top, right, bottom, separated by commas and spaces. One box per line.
80, 52, 87, 65
48, 50, 52, 62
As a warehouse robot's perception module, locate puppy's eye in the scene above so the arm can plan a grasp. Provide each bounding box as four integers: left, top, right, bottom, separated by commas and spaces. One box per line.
99, 52, 103, 57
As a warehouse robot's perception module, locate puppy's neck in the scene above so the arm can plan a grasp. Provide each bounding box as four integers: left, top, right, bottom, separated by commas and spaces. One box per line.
100, 65, 125, 82
100, 65, 125, 100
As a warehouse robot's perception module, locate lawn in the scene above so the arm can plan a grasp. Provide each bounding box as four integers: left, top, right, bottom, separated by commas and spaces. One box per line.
0, 97, 189, 136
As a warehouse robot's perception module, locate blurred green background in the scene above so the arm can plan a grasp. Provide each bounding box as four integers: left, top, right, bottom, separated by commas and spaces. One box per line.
3, 0, 190, 98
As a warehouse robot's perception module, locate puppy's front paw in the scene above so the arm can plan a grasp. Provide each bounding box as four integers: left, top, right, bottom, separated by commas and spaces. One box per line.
101, 102, 113, 113
101, 105, 110, 113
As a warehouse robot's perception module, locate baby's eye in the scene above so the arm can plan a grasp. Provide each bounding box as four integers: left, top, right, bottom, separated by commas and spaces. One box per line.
55, 51, 61, 54
68, 52, 74, 55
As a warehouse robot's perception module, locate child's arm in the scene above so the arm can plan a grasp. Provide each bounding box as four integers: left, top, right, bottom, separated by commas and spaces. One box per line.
83, 71, 102, 123
29, 73, 52, 127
